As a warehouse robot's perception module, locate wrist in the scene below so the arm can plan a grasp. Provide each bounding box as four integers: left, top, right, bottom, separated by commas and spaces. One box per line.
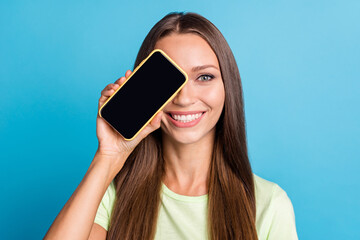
95, 149, 128, 159
92, 150, 130, 183
97, 142, 133, 158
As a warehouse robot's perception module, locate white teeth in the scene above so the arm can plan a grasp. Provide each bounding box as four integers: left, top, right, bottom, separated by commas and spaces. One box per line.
172, 113, 203, 123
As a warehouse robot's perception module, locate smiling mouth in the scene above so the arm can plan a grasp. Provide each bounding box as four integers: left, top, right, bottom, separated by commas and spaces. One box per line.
168, 112, 205, 123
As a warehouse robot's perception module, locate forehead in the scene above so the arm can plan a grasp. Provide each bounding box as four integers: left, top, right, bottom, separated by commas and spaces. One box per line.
154, 33, 219, 71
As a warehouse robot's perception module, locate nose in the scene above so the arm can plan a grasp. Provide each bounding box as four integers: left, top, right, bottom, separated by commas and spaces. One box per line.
172, 81, 195, 107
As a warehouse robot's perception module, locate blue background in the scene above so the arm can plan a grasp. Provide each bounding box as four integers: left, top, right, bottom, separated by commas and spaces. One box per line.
1, 0, 359, 239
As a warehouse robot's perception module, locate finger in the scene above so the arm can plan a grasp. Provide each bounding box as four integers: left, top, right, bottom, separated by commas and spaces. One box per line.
98, 96, 106, 110
98, 94, 111, 107
135, 111, 163, 139
115, 76, 126, 86
99, 86, 117, 108
149, 111, 163, 128
125, 70, 132, 78
101, 85, 116, 96
101, 89, 115, 98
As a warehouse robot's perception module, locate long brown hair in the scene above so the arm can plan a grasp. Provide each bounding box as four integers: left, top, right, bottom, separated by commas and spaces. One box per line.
107, 12, 257, 240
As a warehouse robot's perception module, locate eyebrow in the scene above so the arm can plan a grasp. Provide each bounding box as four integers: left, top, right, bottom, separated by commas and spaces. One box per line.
191, 64, 219, 72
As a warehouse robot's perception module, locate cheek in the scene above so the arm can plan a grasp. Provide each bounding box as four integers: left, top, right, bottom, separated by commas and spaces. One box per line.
201, 83, 225, 110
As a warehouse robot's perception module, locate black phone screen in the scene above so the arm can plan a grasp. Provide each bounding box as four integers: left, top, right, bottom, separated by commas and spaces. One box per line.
100, 50, 187, 140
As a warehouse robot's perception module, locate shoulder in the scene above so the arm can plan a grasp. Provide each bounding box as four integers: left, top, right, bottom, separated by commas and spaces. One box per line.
253, 174, 295, 220
253, 174, 278, 205
253, 174, 298, 240
253, 174, 289, 207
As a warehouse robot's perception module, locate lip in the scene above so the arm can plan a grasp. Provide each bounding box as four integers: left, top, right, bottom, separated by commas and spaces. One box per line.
165, 111, 206, 128
166, 111, 204, 115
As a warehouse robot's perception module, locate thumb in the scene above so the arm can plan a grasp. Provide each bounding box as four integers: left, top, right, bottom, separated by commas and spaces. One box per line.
136, 111, 163, 140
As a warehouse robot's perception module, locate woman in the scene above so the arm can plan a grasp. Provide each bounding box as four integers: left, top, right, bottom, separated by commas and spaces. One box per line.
45, 12, 298, 240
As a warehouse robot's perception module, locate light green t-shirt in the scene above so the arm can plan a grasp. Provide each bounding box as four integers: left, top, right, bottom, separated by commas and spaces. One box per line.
94, 174, 298, 240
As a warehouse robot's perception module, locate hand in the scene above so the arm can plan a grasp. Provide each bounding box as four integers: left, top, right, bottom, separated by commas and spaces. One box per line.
96, 70, 163, 160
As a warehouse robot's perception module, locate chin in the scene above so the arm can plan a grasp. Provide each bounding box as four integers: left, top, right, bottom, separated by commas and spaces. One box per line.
168, 134, 203, 145
161, 126, 215, 145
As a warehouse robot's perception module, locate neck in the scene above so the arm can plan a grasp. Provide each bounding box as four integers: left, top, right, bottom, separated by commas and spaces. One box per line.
161, 130, 215, 196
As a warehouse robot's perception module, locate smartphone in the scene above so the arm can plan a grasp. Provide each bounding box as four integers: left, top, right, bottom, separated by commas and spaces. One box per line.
99, 49, 188, 141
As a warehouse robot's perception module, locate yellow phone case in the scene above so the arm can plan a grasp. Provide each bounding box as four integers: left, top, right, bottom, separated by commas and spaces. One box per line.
98, 49, 188, 141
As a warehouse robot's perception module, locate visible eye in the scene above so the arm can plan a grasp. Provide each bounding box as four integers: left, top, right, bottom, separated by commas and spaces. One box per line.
197, 74, 214, 82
